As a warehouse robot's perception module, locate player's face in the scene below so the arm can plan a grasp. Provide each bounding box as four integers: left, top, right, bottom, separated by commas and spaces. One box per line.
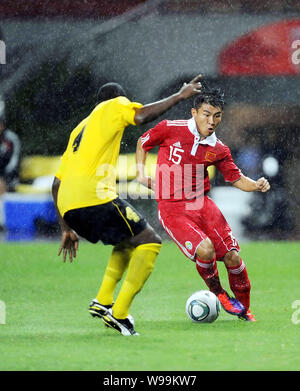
191, 103, 222, 138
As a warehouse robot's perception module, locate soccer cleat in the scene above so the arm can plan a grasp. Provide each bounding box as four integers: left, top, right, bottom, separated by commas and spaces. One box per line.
102, 312, 139, 336
217, 291, 245, 316
89, 298, 113, 319
239, 310, 257, 322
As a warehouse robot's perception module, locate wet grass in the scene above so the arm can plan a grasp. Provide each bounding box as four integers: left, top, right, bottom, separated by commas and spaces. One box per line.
1, 241, 300, 371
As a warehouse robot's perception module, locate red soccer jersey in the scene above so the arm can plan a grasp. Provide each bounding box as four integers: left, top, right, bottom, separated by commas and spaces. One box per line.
141, 118, 242, 204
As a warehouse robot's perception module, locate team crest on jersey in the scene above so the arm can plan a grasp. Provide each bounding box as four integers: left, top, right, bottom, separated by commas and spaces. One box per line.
185, 241, 193, 250
204, 151, 217, 162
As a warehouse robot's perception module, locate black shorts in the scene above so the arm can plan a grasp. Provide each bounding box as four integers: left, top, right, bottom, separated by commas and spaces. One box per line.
63, 197, 147, 245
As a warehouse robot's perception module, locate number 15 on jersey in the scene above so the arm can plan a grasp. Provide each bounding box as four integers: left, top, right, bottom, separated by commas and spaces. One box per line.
169, 146, 184, 165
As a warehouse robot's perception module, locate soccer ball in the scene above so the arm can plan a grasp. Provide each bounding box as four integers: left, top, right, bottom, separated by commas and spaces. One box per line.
185, 290, 221, 323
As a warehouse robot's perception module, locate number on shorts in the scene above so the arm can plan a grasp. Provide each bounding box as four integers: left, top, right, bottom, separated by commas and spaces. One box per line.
126, 207, 140, 223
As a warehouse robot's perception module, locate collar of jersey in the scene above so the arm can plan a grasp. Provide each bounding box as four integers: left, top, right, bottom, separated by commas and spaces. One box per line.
187, 117, 217, 147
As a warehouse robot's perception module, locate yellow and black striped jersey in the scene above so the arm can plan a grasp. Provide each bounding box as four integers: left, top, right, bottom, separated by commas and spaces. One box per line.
56, 96, 142, 216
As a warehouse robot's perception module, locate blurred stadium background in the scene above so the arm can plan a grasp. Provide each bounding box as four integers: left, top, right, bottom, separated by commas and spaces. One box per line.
1, 0, 300, 242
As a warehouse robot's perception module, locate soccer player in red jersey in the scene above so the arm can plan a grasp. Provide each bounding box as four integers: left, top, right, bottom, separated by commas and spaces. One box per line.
136, 87, 270, 321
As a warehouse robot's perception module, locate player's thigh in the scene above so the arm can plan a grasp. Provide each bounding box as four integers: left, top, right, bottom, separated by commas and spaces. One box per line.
115, 201, 161, 246
195, 237, 215, 261
64, 198, 148, 246
106, 198, 151, 245
158, 207, 207, 261
200, 197, 240, 261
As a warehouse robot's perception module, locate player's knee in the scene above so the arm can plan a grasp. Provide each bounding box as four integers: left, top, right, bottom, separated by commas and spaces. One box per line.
223, 250, 240, 267
196, 238, 215, 261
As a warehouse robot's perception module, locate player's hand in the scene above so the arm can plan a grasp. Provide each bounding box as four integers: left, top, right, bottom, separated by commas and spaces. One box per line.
58, 230, 79, 263
179, 74, 203, 99
256, 177, 270, 193
136, 175, 155, 191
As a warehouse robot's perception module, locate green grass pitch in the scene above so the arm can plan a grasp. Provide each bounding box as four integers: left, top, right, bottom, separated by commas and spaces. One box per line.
0, 240, 300, 371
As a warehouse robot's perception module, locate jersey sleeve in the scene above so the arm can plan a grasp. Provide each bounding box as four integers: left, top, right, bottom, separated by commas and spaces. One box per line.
117, 96, 143, 126
140, 120, 168, 152
214, 146, 242, 183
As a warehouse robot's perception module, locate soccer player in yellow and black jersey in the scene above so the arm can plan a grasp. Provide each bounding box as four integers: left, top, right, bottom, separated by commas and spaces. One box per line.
52, 78, 203, 335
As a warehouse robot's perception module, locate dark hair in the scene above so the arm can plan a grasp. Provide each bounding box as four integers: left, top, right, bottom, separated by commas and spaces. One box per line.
193, 87, 225, 111
97, 82, 127, 103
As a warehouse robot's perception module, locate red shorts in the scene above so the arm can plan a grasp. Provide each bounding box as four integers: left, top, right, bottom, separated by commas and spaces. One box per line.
158, 196, 240, 261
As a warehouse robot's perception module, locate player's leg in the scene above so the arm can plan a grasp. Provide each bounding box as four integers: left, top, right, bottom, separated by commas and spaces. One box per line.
222, 250, 251, 310
195, 196, 245, 316
158, 204, 222, 294
110, 224, 161, 320
194, 238, 244, 316
194, 238, 224, 295
64, 200, 160, 334
158, 204, 226, 296
158, 203, 244, 317
89, 242, 134, 318
98, 199, 161, 335
222, 250, 255, 321
96, 242, 134, 306
63, 204, 133, 320
92, 218, 160, 319
103, 225, 161, 335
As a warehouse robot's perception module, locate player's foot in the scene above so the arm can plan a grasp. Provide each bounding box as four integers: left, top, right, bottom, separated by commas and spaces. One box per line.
239, 310, 256, 322
217, 291, 245, 316
89, 298, 113, 319
102, 312, 139, 336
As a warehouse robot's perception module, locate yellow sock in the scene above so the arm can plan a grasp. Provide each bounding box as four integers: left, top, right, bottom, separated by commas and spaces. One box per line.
96, 245, 134, 305
112, 243, 162, 319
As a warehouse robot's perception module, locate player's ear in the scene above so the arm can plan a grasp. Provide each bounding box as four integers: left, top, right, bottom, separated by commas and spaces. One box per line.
191, 108, 197, 118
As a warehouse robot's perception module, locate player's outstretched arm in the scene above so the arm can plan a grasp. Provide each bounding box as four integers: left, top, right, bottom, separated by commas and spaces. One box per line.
136, 138, 155, 190
134, 74, 203, 125
52, 176, 79, 263
233, 174, 270, 193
